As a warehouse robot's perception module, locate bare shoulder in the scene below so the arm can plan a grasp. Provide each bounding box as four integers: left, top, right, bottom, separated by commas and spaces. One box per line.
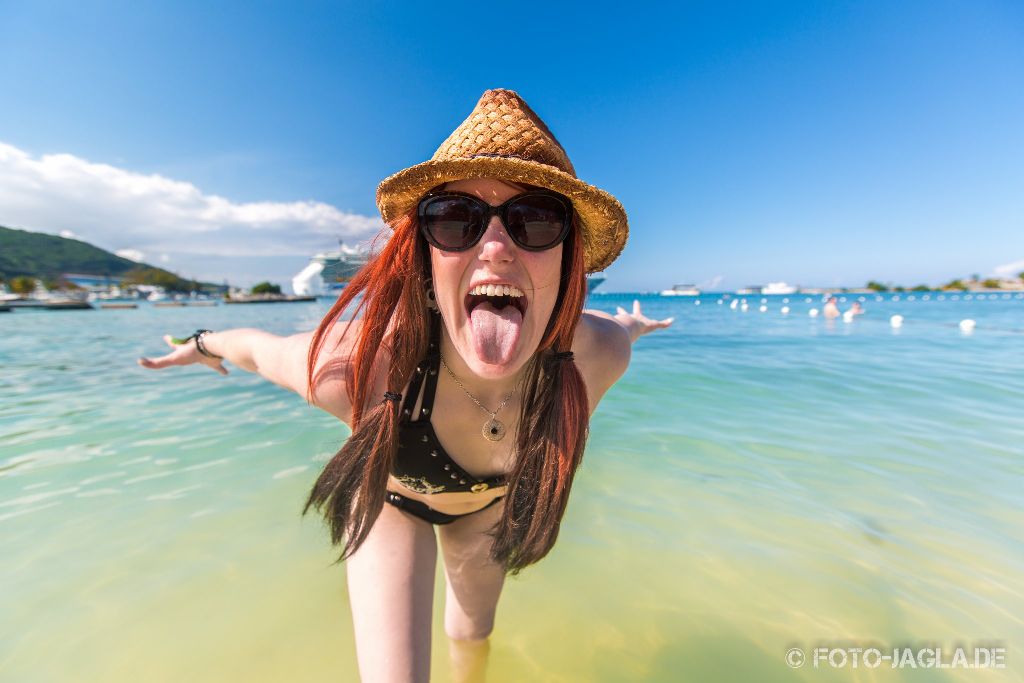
571, 311, 632, 413
303, 318, 367, 425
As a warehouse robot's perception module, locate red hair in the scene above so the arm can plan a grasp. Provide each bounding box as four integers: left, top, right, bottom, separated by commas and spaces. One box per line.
302, 208, 589, 574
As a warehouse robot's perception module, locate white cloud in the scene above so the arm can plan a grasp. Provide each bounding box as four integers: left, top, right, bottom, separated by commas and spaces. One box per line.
59, 229, 77, 239
159, 253, 170, 263
115, 248, 145, 263
0, 141, 385, 262
994, 259, 1024, 278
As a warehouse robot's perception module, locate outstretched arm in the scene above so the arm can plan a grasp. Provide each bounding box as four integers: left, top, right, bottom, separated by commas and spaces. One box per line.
585, 299, 674, 344
576, 300, 673, 414
138, 325, 359, 422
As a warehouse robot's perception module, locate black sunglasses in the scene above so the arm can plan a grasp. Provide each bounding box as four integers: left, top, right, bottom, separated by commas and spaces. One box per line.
417, 190, 573, 252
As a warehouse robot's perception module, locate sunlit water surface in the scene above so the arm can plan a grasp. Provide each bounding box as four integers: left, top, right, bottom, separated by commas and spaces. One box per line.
2, 293, 1022, 682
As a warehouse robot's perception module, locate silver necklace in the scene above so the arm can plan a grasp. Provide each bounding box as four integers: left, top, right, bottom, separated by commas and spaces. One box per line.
440, 357, 515, 442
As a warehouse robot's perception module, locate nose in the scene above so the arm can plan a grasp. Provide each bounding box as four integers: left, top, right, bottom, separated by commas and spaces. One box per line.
476, 214, 515, 263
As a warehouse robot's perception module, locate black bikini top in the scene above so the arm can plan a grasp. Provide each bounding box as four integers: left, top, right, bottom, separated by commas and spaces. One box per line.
391, 314, 508, 495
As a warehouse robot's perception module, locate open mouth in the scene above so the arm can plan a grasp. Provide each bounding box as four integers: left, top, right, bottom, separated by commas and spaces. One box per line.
463, 283, 528, 317
462, 283, 529, 365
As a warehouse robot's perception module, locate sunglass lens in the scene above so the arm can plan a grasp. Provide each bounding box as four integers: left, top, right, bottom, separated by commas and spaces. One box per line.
422, 197, 484, 250
506, 195, 569, 249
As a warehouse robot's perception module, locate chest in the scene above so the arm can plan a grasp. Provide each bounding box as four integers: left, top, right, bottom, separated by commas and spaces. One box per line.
398, 368, 519, 480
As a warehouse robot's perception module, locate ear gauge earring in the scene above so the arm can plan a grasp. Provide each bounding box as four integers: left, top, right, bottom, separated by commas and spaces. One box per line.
424, 277, 439, 311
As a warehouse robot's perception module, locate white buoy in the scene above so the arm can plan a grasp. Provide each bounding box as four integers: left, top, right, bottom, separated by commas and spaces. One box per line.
782, 298, 789, 304
759, 304, 767, 313
730, 299, 738, 310
741, 303, 749, 312
843, 310, 855, 323
809, 308, 819, 317
890, 315, 904, 328
959, 319, 976, 333
695, 300, 701, 306
805, 297, 812, 303
781, 306, 790, 315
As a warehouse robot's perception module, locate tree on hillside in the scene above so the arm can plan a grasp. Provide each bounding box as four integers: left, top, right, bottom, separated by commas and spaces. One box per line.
10, 276, 37, 294
251, 281, 282, 295
911, 284, 930, 292
981, 279, 1001, 289
866, 281, 888, 292
122, 267, 192, 292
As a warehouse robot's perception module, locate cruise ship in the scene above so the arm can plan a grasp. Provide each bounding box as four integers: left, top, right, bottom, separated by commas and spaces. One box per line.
292, 242, 372, 296
293, 245, 606, 296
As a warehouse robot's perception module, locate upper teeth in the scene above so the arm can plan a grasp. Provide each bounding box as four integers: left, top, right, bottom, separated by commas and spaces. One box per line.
469, 284, 524, 297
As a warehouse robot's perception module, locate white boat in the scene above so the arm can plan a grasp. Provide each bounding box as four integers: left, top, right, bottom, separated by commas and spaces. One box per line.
762, 282, 798, 295
660, 284, 701, 296
586, 273, 605, 294
293, 241, 372, 296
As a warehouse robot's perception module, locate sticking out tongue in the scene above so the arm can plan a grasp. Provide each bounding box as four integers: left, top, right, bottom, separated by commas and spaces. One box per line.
468, 302, 523, 364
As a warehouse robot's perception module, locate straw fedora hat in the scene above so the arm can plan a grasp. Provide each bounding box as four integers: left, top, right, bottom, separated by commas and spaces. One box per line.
375, 89, 628, 273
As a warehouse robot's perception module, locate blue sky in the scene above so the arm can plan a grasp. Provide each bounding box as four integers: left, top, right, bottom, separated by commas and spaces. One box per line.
1, 1, 1022, 291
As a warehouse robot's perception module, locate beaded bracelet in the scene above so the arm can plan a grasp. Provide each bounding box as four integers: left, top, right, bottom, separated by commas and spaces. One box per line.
193, 329, 223, 360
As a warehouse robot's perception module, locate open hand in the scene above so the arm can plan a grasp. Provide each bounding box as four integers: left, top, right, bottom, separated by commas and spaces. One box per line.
138, 334, 228, 375
614, 300, 673, 342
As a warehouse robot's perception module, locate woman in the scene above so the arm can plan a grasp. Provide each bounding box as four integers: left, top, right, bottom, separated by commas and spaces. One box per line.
140, 89, 671, 682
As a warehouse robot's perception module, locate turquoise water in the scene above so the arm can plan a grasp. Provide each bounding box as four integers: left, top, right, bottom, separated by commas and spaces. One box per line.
2, 293, 1022, 682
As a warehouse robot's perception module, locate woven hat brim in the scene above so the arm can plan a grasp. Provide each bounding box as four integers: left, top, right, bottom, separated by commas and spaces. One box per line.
376, 156, 628, 273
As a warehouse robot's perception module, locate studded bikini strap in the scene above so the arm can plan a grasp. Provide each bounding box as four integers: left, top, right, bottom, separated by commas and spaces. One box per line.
418, 313, 443, 418
399, 312, 442, 421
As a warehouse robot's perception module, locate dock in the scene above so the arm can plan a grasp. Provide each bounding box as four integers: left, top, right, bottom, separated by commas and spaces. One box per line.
224, 295, 317, 304
44, 301, 94, 310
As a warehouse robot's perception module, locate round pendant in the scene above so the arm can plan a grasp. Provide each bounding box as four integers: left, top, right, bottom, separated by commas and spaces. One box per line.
482, 418, 506, 441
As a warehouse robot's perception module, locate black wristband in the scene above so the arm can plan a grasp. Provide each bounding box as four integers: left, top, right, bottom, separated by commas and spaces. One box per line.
193, 329, 223, 360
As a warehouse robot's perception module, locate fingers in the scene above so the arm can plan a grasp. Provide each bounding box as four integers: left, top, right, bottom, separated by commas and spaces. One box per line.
138, 354, 177, 370
633, 299, 641, 316
213, 362, 229, 376
616, 306, 628, 316
163, 334, 182, 350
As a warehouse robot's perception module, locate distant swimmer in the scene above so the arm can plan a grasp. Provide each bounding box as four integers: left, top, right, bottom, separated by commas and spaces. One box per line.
823, 297, 840, 319
842, 302, 864, 322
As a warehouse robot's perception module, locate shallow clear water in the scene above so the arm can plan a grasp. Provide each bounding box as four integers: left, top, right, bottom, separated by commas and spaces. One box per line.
2, 293, 1022, 682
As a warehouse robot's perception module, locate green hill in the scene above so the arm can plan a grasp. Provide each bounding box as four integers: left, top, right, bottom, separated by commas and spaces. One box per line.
0, 225, 220, 292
